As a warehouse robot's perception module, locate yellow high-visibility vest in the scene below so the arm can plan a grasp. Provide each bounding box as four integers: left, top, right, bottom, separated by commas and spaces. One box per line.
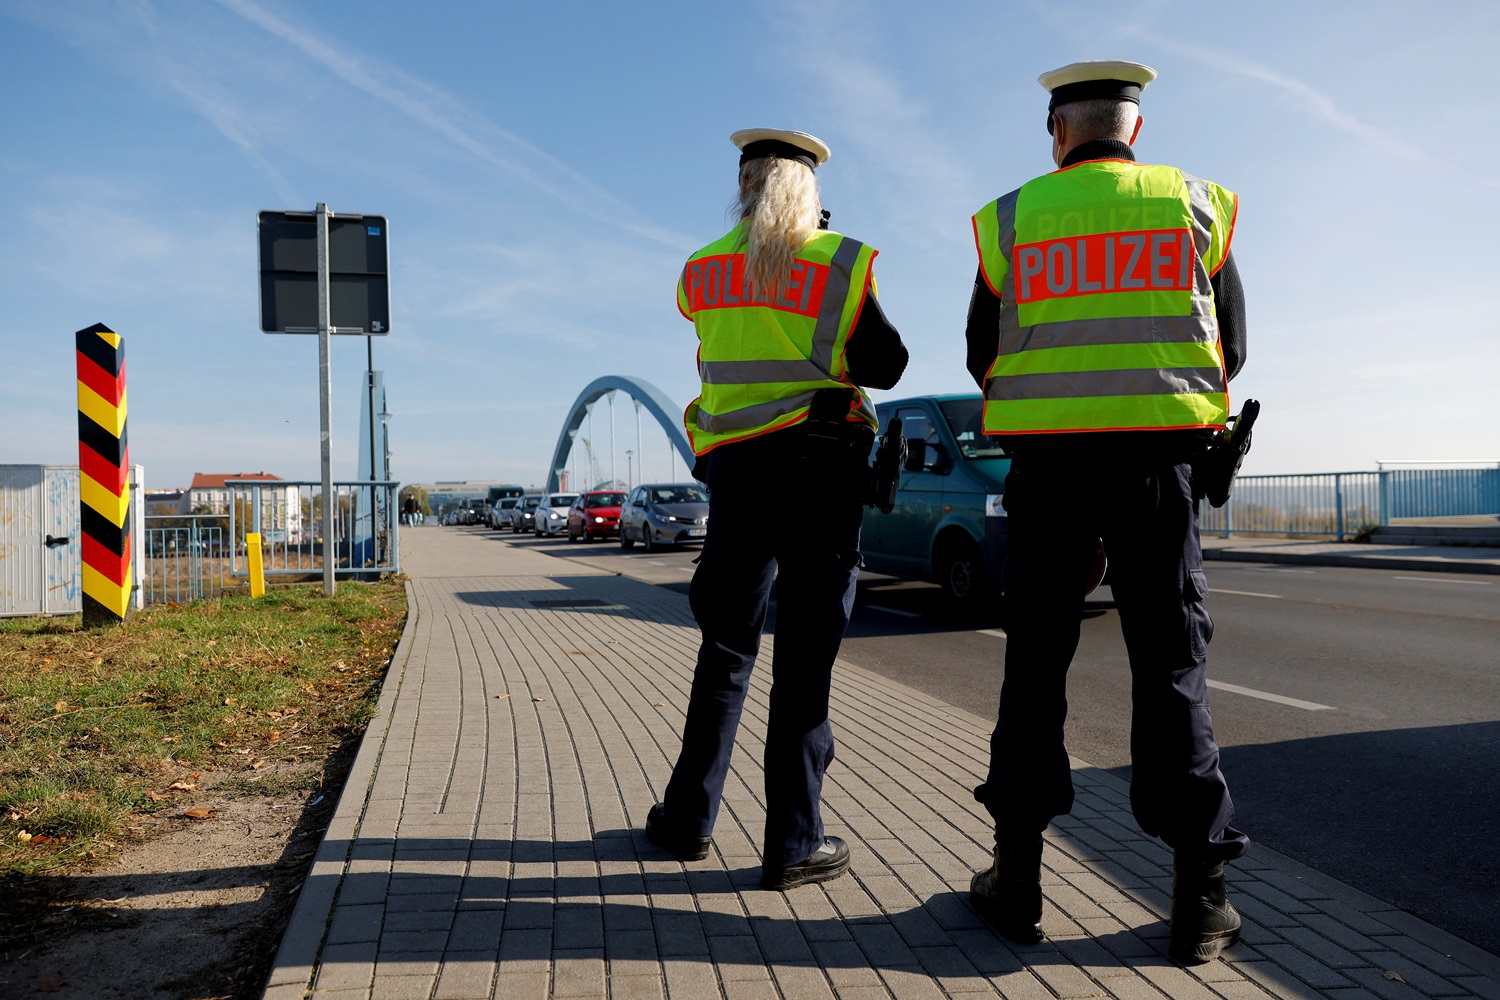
972, 159, 1238, 435
678, 221, 879, 455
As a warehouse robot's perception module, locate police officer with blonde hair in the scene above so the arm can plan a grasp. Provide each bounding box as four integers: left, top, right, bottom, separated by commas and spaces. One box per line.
965, 63, 1249, 962
645, 128, 908, 890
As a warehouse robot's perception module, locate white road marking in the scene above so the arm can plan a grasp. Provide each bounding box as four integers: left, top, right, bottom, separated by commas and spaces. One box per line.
1224, 566, 1316, 574
977, 628, 1008, 639
1213, 588, 1283, 599
1393, 575, 1492, 586
868, 605, 922, 618
1207, 679, 1333, 711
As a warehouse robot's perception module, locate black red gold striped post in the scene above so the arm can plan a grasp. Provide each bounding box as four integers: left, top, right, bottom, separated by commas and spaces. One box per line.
76, 323, 130, 628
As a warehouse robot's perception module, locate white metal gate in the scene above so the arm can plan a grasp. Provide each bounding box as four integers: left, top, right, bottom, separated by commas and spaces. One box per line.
0, 464, 144, 617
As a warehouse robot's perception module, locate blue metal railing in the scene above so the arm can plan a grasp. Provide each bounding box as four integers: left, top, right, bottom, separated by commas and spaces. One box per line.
1199, 465, 1500, 540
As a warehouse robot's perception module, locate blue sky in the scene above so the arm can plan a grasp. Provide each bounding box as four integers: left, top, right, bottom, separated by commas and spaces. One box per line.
2, 0, 1497, 491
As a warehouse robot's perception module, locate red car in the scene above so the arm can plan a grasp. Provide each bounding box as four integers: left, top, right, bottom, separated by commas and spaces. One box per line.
567, 490, 626, 542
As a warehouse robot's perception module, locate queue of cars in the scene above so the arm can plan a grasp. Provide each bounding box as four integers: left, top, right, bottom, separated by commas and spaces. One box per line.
449, 484, 707, 549
442, 392, 1099, 612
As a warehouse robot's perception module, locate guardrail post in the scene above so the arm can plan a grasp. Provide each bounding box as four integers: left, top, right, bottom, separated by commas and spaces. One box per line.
1335, 473, 1345, 542
1378, 470, 1391, 526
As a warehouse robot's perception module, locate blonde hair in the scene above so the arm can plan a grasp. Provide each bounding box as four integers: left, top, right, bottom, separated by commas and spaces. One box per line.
734, 156, 821, 297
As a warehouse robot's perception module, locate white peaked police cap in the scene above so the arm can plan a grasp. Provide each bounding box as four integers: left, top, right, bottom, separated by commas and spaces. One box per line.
730, 128, 831, 170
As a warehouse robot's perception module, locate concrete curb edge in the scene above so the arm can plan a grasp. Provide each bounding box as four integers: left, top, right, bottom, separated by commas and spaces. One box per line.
260, 578, 421, 999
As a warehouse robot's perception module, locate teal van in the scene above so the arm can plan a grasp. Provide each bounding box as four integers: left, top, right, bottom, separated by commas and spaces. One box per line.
862, 394, 1010, 609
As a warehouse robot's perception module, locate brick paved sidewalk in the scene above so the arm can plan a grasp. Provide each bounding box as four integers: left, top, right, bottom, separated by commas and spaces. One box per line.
262, 529, 1500, 999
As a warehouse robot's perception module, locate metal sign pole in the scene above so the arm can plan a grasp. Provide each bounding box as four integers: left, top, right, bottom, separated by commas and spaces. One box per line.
316, 203, 336, 596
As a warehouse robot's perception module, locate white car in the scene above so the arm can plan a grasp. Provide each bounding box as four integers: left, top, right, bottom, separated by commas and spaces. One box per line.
534, 492, 579, 537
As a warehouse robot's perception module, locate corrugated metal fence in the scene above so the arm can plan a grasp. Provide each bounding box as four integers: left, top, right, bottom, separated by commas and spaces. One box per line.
1200, 464, 1500, 539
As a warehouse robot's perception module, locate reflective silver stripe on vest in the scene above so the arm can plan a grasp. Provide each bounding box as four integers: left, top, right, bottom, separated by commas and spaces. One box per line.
808, 237, 866, 372
987, 366, 1227, 401
1180, 172, 1220, 319
698, 358, 829, 384
693, 389, 823, 432
990, 191, 1023, 358
1000, 314, 1216, 354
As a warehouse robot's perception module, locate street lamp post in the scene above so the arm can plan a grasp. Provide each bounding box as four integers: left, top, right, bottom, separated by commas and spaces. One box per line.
626, 449, 633, 488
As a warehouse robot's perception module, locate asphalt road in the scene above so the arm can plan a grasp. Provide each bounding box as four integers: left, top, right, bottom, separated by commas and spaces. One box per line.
465, 526, 1500, 957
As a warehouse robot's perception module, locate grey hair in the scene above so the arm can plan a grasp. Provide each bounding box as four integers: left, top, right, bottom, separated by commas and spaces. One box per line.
1054, 98, 1137, 143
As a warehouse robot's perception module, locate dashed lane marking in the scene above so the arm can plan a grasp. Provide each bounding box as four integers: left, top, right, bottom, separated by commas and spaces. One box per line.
1393, 575, 1492, 586
1207, 679, 1333, 711
977, 628, 1007, 639
867, 605, 922, 618
1213, 588, 1283, 599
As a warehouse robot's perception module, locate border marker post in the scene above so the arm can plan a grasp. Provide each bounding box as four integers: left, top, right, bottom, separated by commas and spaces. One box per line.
76, 323, 130, 627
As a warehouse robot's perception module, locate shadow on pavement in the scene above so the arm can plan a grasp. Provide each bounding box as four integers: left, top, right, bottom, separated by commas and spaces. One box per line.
1110, 719, 1500, 957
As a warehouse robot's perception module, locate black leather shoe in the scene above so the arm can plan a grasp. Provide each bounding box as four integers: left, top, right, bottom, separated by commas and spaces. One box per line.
969, 833, 1045, 944
762, 836, 850, 890
1169, 856, 1242, 964
645, 803, 711, 861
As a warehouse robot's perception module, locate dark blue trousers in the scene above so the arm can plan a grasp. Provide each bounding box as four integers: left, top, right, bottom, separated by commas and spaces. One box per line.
662, 429, 865, 869
975, 455, 1249, 862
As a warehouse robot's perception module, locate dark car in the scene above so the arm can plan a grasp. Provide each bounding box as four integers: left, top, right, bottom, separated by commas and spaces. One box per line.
511, 495, 542, 533
567, 490, 626, 542
619, 483, 709, 551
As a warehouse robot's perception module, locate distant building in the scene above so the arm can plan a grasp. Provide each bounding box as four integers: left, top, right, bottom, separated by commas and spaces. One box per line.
411, 480, 535, 510
188, 471, 284, 513
187, 472, 303, 541
143, 488, 188, 515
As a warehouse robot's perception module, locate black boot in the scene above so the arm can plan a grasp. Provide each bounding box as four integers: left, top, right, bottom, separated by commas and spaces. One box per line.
969, 831, 1044, 944
1169, 855, 1241, 964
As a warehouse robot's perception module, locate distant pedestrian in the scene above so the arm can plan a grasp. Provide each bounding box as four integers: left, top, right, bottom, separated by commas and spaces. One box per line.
966, 61, 1250, 962
402, 495, 418, 527
645, 128, 908, 890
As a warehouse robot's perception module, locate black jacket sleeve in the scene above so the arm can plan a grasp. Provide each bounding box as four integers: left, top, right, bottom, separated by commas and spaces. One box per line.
843, 288, 909, 390
964, 251, 1248, 388
964, 268, 1000, 390
1211, 251, 1246, 380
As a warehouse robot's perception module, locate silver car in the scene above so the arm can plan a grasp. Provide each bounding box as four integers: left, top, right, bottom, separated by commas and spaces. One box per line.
619, 483, 709, 551
534, 492, 580, 537
489, 497, 520, 530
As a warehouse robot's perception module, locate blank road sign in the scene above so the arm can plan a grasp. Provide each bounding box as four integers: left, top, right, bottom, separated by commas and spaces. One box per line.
258, 211, 391, 334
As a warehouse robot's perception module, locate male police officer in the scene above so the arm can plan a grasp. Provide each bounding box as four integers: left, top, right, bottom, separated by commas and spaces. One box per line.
645, 128, 907, 890
965, 62, 1249, 962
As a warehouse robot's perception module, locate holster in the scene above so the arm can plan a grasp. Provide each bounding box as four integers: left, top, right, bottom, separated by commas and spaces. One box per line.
801, 389, 872, 462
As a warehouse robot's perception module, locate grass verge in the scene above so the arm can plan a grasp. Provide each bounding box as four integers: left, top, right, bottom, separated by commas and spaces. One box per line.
0, 579, 405, 876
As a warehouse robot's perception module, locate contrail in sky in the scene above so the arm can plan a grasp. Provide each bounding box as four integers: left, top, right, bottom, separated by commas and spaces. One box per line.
1123, 28, 1431, 165
212, 0, 694, 251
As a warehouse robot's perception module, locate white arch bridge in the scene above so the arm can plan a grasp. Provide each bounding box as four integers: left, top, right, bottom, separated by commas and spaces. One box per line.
545, 376, 697, 493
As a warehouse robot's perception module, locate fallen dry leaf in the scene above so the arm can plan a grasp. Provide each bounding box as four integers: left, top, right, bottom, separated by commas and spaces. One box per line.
267, 732, 283, 742
495, 693, 510, 699
168, 781, 198, 792
54, 700, 67, 712
251, 759, 269, 769
281, 707, 300, 716
224, 697, 238, 707
147, 791, 167, 802
654, 702, 666, 708
182, 808, 216, 819
16, 829, 32, 842
266, 710, 283, 719
1384, 971, 1406, 983
30, 834, 57, 844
